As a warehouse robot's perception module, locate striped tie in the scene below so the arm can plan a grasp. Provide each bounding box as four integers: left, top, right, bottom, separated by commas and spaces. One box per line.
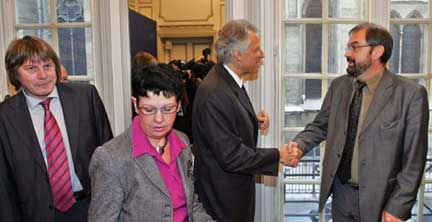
41, 98, 75, 212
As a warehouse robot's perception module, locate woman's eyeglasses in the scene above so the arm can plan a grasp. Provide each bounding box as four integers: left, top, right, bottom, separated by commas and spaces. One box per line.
137, 104, 178, 115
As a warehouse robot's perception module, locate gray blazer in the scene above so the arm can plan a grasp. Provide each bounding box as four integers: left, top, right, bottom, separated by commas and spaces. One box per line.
88, 129, 215, 222
293, 69, 429, 221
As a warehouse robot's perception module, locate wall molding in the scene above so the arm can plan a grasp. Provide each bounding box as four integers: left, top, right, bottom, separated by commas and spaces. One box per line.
158, 24, 215, 38
159, 0, 214, 22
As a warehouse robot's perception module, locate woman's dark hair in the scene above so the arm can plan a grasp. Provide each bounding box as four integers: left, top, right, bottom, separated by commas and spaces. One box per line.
131, 64, 183, 103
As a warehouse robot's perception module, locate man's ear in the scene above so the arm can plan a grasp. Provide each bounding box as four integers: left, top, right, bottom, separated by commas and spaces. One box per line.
371, 45, 384, 61
232, 48, 242, 63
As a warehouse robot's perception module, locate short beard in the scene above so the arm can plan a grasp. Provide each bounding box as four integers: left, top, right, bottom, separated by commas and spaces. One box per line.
346, 59, 371, 77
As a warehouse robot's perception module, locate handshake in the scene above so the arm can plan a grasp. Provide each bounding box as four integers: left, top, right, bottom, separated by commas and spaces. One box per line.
279, 141, 303, 167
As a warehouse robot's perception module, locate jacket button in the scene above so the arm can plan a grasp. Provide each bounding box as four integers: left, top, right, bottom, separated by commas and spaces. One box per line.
337, 153, 341, 158
330, 173, 334, 178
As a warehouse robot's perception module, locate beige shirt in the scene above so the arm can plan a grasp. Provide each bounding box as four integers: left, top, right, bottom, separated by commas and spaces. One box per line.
350, 70, 383, 184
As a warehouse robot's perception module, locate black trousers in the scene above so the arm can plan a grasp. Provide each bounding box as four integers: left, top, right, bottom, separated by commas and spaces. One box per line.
331, 176, 361, 222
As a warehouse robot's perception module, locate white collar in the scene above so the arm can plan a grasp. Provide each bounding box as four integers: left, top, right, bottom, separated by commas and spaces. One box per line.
223, 64, 244, 88
23, 86, 59, 108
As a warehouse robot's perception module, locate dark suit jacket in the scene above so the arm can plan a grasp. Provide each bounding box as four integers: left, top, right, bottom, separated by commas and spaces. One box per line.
0, 83, 113, 222
192, 63, 279, 222
293, 69, 429, 221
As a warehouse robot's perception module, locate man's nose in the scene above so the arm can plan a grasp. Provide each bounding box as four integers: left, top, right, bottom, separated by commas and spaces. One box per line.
35, 67, 49, 79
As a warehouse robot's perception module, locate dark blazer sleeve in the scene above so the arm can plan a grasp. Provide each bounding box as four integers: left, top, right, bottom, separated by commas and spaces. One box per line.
384, 85, 429, 220
197, 90, 279, 176
0, 122, 21, 222
89, 85, 113, 144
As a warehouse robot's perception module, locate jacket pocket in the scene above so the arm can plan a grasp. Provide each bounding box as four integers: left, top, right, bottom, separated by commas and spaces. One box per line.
380, 120, 399, 130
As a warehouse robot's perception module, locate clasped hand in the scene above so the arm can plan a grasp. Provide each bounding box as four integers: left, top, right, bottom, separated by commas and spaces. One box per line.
279, 141, 303, 167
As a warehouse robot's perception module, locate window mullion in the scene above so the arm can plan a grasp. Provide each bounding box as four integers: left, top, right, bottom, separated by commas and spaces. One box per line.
49, 0, 58, 52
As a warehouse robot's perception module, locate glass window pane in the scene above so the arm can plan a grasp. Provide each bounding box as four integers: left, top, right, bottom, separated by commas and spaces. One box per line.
58, 28, 93, 77
427, 133, 432, 180
56, 0, 91, 23
391, 0, 429, 19
284, 24, 322, 73
284, 78, 322, 128
282, 140, 326, 220
328, 24, 357, 74
284, 0, 322, 19
389, 24, 429, 74
329, 0, 367, 18
17, 29, 53, 44
407, 198, 432, 221
423, 187, 432, 219
16, 0, 50, 24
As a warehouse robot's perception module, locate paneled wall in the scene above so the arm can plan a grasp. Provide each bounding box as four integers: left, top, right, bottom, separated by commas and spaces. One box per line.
129, 0, 225, 63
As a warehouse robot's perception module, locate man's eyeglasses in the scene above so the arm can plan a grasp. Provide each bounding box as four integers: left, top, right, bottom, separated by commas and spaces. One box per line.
137, 104, 178, 115
345, 44, 376, 52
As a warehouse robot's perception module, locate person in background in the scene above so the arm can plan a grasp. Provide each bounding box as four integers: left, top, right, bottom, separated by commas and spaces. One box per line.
88, 65, 215, 222
192, 19, 295, 222
0, 35, 113, 222
287, 23, 429, 222
132, 51, 157, 70
60, 64, 69, 82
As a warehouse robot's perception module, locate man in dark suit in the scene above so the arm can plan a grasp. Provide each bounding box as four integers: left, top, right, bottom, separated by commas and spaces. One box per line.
0, 35, 113, 222
192, 19, 293, 222
288, 23, 429, 221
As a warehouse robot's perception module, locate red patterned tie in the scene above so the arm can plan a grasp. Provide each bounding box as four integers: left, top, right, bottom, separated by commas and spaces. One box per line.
41, 98, 75, 212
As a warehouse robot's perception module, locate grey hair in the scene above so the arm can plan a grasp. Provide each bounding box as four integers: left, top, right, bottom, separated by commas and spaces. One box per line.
215, 19, 258, 64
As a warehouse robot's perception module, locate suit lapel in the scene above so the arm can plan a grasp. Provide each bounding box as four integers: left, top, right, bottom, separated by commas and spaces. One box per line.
360, 70, 394, 134
338, 78, 355, 131
134, 155, 170, 197
217, 64, 258, 127
8, 92, 48, 177
57, 84, 80, 161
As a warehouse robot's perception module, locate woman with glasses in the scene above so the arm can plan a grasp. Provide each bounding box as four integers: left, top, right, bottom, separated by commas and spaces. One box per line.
88, 65, 215, 222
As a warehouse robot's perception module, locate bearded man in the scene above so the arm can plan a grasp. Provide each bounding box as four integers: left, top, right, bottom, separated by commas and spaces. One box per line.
287, 23, 429, 222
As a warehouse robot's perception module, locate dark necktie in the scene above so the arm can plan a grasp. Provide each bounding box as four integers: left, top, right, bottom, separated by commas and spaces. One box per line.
337, 80, 366, 184
41, 98, 75, 212
241, 85, 254, 110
